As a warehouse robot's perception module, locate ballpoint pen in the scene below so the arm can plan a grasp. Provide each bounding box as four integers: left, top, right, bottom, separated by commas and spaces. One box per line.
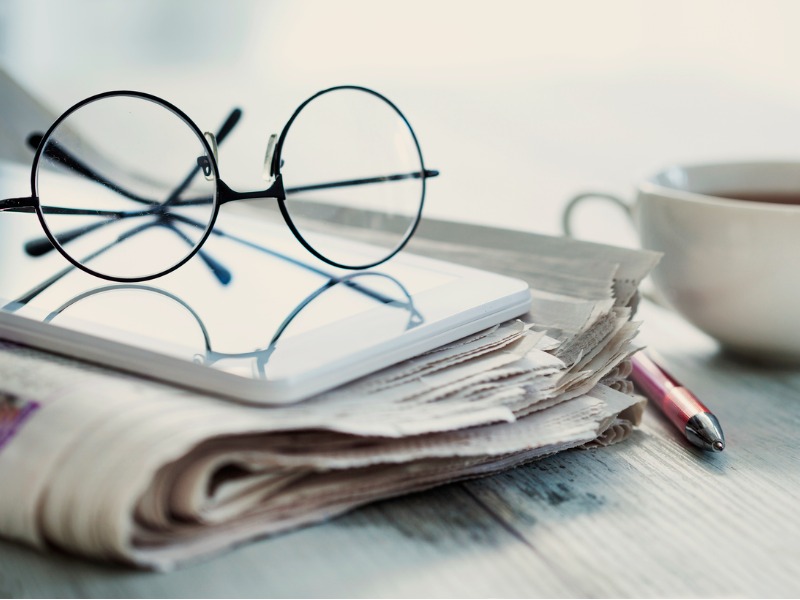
630, 350, 725, 452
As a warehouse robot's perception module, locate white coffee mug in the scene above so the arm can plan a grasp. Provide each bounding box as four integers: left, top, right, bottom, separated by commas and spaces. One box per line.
563, 161, 800, 365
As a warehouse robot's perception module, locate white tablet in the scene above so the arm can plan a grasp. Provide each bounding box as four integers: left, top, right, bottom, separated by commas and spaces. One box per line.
0, 167, 530, 405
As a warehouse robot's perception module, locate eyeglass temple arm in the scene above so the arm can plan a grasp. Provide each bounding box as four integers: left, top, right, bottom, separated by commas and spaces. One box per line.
6, 215, 408, 312
6, 205, 395, 307
9, 201, 232, 285
18, 196, 355, 288
284, 169, 439, 195
0, 197, 171, 221
3, 218, 230, 310
0, 196, 36, 212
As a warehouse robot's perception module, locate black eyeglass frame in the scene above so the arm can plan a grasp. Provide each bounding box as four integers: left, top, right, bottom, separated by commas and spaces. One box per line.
1, 85, 436, 282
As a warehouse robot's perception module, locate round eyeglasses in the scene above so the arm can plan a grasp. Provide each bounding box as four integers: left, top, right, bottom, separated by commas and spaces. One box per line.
0, 86, 439, 282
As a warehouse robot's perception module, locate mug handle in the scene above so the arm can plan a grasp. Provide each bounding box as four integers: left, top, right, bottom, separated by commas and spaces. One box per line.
561, 191, 668, 308
561, 192, 633, 237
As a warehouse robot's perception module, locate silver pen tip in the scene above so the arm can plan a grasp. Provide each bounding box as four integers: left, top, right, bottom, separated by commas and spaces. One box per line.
686, 413, 725, 452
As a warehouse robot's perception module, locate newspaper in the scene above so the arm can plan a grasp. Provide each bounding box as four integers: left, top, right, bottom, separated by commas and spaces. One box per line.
0, 219, 659, 570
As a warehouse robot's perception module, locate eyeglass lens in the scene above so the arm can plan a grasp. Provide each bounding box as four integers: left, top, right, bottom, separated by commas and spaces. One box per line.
35, 94, 217, 281
277, 87, 425, 269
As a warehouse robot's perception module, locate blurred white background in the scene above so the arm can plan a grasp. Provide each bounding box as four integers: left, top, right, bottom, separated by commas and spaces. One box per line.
3, 0, 800, 244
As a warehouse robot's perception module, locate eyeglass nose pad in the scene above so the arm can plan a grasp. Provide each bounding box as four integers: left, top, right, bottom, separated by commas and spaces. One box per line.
262, 133, 278, 182
199, 132, 219, 181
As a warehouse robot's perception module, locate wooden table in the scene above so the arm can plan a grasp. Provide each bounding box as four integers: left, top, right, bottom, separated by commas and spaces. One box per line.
1, 296, 797, 598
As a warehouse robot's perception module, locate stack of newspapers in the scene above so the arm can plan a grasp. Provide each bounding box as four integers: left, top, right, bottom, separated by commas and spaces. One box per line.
0, 218, 658, 570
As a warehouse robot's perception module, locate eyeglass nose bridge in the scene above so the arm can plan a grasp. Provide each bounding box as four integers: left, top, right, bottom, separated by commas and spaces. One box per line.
262, 133, 278, 182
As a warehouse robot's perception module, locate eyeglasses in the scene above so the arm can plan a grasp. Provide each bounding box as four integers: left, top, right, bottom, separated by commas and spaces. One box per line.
0, 86, 439, 282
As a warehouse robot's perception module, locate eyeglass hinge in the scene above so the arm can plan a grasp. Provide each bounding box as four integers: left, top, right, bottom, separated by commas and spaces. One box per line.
265, 173, 285, 201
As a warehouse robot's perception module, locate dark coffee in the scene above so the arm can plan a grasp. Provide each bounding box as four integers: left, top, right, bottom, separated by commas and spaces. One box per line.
709, 191, 800, 205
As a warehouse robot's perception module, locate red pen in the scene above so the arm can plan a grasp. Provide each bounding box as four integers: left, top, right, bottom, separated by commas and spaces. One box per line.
630, 351, 725, 452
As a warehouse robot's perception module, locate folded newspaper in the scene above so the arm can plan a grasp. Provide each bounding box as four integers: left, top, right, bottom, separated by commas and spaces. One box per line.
0, 217, 658, 570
